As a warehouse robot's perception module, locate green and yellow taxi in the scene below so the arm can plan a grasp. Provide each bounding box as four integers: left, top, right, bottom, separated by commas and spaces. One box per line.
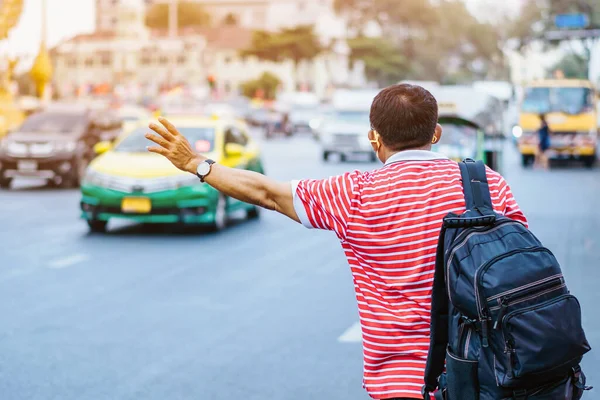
80, 116, 264, 233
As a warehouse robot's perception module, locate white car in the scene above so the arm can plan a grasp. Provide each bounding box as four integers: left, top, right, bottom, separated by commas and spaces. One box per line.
319, 109, 375, 162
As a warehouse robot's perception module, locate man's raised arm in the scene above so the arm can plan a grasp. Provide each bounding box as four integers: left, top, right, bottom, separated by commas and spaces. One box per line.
145, 117, 300, 224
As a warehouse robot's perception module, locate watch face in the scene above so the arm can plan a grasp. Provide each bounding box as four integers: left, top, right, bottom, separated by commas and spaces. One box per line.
197, 161, 210, 176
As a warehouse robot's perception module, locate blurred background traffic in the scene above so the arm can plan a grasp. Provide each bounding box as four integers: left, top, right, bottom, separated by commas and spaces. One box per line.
1, 0, 599, 399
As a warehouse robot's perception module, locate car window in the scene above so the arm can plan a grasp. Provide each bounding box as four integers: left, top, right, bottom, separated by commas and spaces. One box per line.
224, 126, 247, 146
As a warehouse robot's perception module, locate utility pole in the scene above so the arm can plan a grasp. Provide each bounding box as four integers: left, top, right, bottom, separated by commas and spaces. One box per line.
167, 0, 178, 89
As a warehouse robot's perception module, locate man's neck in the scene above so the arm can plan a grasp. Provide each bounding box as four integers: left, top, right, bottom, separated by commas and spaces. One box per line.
382, 144, 433, 164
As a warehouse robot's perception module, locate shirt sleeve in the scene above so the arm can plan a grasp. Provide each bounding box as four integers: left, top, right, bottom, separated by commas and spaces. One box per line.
497, 176, 528, 228
291, 171, 361, 239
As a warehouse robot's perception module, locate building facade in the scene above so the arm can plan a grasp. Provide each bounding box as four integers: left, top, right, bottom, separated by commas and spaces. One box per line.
96, 0, 343, 33
51, 26, 364, 99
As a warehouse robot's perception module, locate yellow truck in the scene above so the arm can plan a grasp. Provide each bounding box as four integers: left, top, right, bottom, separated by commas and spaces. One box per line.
515, 79, 597, 168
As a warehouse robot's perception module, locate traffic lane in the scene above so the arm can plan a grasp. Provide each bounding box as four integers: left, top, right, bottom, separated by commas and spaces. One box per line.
0, 223, 362, 400
0, 140, 372, 400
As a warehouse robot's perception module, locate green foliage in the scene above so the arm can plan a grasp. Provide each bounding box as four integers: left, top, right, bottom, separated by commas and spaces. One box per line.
145, 1, 211, 30
240, 25, 323, 66
336, 0, 504, 82
507, 0, 600, 56
347, 36, 408, 86
240, 72, 281, 100
334, 0, 436, 36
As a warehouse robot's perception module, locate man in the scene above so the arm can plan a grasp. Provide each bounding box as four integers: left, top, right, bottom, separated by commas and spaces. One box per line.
145, 84, 527, 400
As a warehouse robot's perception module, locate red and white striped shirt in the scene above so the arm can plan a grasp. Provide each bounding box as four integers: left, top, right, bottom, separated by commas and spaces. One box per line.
291, 150, 527, 399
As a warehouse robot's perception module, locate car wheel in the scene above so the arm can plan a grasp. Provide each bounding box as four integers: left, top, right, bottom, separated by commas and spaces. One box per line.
370, 152, 378, 162
87, 219, 108, 233
210, 194, 228, 232
583, 155, 596, 168
0, 176, 12, 189
521, 155, 533, 167
246, 205, 260, 219
322, 151, 329, 162
340, 153, 347, 162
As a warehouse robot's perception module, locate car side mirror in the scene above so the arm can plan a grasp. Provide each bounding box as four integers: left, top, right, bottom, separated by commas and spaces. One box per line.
93, 141, 112, 155
224, 143, 244, 157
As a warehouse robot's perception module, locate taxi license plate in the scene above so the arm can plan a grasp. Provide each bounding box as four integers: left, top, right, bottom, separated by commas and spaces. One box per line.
121, 197, 151, 213
18, 160, 37, 171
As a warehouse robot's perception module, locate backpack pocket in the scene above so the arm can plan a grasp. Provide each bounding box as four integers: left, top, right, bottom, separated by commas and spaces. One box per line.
494, 295, 590, 387
446, 348, 479, 400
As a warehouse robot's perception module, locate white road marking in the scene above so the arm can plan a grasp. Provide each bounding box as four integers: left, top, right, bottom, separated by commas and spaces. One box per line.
338, 321, 362, 343
48, 254, 90, 269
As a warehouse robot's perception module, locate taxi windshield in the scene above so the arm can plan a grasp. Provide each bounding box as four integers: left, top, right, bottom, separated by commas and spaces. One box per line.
116, 126, 215, 153
20, 112, 87, 133
522, 87, 593, 115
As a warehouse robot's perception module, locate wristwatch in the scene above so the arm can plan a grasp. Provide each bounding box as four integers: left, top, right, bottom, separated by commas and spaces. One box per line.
196, 159, 215, 182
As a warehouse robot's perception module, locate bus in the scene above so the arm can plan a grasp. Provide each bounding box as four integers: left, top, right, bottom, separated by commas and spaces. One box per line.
514, 79, 598, 168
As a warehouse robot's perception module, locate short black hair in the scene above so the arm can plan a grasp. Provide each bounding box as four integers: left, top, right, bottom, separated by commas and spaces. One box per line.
369, 84, 438, 151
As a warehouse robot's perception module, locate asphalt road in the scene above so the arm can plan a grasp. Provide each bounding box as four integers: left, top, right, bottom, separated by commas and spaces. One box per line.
1, 135, 599, 400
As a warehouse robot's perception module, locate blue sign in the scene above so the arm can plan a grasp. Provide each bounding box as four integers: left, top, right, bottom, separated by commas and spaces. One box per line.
554, 13, 589, 29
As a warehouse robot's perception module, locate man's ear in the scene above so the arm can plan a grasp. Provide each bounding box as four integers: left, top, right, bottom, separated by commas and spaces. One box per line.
433, 123, 442, 143
368, 129, 376, 141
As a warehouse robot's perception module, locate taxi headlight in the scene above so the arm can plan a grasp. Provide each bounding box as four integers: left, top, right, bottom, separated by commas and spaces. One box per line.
82, 169, 105, 186
309, 119, 321, 129
512, 126, 523, 138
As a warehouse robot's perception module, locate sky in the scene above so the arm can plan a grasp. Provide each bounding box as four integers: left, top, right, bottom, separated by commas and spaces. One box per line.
2, 0, 95, 57
1, 0, 522, 60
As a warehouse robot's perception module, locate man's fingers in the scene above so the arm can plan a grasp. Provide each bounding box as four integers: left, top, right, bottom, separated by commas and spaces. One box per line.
145, 133, 170, 148
149, 122, 174, 141
147, 146, 169, 156
158, 117, 180, 136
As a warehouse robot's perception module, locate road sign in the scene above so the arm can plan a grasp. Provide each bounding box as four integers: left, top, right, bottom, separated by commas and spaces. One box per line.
555, 13, 590, 29
545, 29, 600, 40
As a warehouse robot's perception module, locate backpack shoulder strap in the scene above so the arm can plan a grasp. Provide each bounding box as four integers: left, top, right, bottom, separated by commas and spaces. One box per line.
459, 159, 494, 214
423, 226, 449, 397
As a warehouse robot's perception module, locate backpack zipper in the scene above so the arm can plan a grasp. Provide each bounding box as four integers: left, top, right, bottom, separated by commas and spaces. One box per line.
445, 219, 520, 306
474, 246, 551, 347
492, 279, 565, 330
486, 273, 563, 303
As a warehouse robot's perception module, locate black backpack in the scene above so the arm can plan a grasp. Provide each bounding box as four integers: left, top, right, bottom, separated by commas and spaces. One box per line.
422, 159, 592, 400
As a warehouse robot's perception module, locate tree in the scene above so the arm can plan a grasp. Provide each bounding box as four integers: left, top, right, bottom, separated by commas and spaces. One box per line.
347, 36, 408, 86
334, 0, 437, 39
241, 25, 323, 86
336, 0, 506, 82
401, 0, 504, 82
240, 72, 281, 100
145, 1, 211, 30
507, 0, 600, 63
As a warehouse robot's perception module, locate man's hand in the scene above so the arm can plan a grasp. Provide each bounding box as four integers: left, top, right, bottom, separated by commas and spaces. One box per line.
145, 117, 205, 174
